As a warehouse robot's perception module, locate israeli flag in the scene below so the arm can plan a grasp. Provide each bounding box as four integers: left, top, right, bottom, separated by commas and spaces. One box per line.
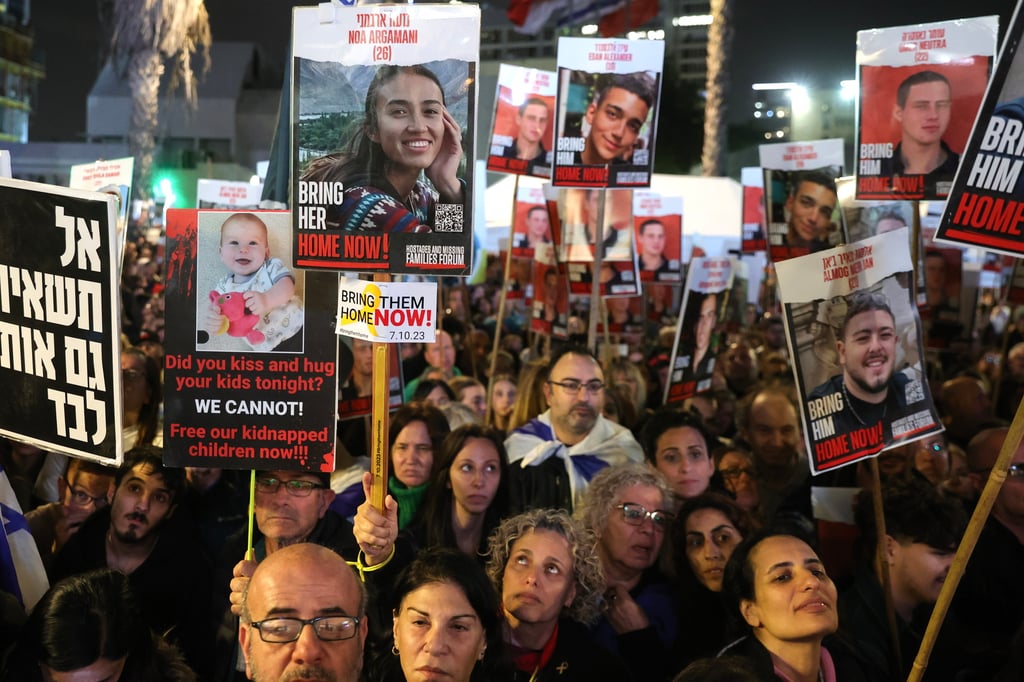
0, 463, 48, 611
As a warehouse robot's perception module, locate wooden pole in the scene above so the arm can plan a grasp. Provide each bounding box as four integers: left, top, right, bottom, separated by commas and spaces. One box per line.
369, 274, 392, 512
587, 190, 606, 353
869, 458, 903, 675
489, 175, 520, 384
907, 396, 1024, 681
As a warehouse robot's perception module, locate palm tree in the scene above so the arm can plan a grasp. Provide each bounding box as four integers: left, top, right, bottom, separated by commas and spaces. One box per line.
701, 0, 734, 177
106, 0, 211, 202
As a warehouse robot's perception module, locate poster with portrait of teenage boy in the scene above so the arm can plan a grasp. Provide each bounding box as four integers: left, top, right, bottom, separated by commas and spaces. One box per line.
290, 5, 479, 277
551, 37, 663, 189
775, 229, 941, 475
764, 166, 844, 263
664, 257, 735, 405
855, 16, 997, 201
486, 64, 556, 178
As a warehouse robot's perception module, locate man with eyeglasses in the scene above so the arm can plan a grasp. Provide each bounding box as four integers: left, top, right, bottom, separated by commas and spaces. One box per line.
505, 345, 643, 514
934, 426, 1024, 679
239, 542, 368, 682
26, 456, 114, 574
220, 469, 367, 677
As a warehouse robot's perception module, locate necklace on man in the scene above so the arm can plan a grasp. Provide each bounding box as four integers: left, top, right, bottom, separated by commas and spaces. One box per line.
842, 379, 886, 426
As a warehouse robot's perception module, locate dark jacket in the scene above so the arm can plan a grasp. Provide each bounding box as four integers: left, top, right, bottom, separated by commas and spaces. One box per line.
52, 507, 216, 678
718, 632, 871, 681
511, 618, 635, 682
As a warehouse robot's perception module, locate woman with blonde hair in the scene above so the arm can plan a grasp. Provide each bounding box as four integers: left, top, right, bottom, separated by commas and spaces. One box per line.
506, 359, 549, 432
485, 372, 518, 435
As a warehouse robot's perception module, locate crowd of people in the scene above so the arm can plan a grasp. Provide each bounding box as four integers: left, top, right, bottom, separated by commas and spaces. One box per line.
1, 225, 1023, 682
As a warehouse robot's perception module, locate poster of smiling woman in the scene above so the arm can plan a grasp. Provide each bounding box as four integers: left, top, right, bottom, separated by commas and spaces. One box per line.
775, 230, 941, 475
551, 37, 663, 189
290, 5, 479, 276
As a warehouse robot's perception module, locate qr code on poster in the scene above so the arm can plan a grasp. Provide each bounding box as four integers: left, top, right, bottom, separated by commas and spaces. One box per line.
435, 204, 463, 233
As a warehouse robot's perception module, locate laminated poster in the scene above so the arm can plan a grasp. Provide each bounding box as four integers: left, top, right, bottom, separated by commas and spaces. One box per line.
936, 5, 1024, 256
775, 229, 941, 475
552, 37, 663, 188
486, 64, 556, 178
0, 179, 121, 465
856, 16, 997, 200
291, 4, 479, 276
163, 209, 339, 472
664, 257, 734, 405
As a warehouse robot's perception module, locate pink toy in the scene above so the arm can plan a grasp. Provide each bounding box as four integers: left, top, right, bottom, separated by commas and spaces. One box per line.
209, 290, 265, 345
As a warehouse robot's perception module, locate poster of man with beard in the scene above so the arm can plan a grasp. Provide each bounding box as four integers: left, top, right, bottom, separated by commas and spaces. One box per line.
775, 229, 941, 474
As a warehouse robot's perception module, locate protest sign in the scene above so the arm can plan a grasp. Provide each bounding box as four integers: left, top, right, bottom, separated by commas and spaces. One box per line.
665, 257, 735, 404
197, 179, 263, 209
163, 209, 339, 472
0, 179, 121, 464
486, 64, 556, 178
511, 184, 554, 262
552, 37, 663, 188
776, 229, 941, 474
531, 262, 569, 339
634, 191, 682, 283
936, 7, 1024, 255
741, 166, 767, 253
560, 188, 634, 262
69, 157, 133, 274
856, 16, 997, 200
291, 4, 479, 276
336, 278, 436, 344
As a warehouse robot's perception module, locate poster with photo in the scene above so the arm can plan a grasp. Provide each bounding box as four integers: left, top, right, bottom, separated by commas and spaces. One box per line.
856, 16, 997, 201
566, 260, 639, 296
763, 166, 845, 263
664, 257, 735, 404
922, 246, 966, 348
634, 191, 682, 283
511, 184, 554, 261
776, 229, 941, 475
552, 37, 663, 188
530, 262, 569, 339
836, 175, 925, 306
936, 6, 1024, 255
197, 179, 263, 210
741, 167, 767, 253
598, 296, 644, 334
68, 157, 133, 273
559, 188, 634, 262
0, 179, 121, 465
290, 5, 479, 276
646, 282, 680, 326
487, 64, 555, 178
163, 209, 340, 472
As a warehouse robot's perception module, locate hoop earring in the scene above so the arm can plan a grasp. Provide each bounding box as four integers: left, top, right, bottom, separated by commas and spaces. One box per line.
392, 645, 400, 656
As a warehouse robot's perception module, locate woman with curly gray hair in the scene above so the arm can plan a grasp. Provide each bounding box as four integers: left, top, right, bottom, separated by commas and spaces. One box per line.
485, 508, 632, 681
576, 462, 680, 681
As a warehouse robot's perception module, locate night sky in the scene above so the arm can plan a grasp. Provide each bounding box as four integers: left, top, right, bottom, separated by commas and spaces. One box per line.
27, 0, 1018, 142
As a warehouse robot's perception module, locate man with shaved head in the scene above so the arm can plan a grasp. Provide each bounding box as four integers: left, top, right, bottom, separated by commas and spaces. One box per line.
240, 543, 368, 682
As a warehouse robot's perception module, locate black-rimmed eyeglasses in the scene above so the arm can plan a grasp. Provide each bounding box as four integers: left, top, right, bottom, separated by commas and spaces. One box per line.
547, 379, 605, 396
249, 615, 361, 643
